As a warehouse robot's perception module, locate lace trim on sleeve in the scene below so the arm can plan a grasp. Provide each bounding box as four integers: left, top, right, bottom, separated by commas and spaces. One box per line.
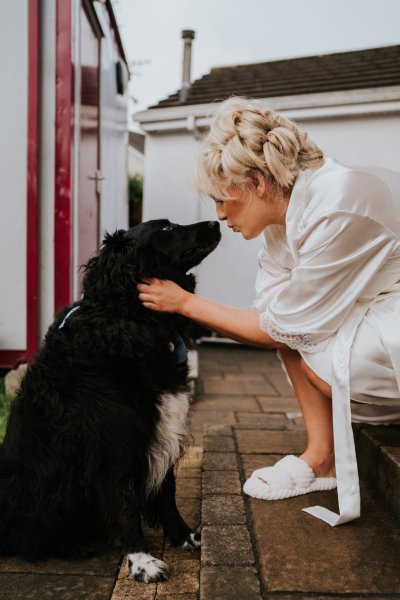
260, 311, 332, 353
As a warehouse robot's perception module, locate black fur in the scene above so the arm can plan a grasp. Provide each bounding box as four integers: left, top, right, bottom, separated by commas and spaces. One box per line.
0, 219, 220, 571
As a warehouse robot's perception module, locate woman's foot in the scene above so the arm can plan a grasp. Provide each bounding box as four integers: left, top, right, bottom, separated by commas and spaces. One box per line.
243, 454, 337, 501
299, 450, 336, 478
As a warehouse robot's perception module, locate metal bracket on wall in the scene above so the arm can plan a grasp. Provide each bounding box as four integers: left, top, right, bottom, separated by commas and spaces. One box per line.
88, 169, 105, 195
186, 115, 203, 140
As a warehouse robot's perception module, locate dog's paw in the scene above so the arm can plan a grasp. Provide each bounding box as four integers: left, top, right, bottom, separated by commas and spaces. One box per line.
127, 552, 170, 583
178, 527, 201, 551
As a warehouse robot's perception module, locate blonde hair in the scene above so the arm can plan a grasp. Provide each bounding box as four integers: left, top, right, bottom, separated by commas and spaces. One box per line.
193, 97, 324, 200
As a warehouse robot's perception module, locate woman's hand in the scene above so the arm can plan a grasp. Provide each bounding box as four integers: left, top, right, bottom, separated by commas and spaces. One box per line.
137, 279, 285, 349
137, 278, 190, 314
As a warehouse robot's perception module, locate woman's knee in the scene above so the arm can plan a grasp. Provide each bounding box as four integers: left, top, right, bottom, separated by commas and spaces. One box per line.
300, 358, 332, 396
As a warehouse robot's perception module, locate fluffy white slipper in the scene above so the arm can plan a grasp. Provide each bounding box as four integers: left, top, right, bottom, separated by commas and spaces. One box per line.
243, 455, 337, 500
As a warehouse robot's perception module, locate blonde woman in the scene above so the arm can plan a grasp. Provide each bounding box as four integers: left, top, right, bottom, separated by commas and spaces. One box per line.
137, 97, 400, 526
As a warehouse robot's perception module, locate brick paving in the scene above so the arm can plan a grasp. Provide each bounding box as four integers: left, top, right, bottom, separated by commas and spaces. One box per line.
0, 550, 121, 599
197, 344, 400, 600
194, 344, 306, 600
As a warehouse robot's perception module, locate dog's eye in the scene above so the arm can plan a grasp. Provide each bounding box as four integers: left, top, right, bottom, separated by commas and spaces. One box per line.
162, 225, 174, 231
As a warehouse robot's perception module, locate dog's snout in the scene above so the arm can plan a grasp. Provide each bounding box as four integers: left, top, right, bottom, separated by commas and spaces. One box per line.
207, 221, 220, 230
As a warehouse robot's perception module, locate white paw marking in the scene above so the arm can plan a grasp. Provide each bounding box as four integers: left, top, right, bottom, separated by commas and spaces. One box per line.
188, 530, 201, 548
180, 529, 201, 551
181, 540, 191, 550
127, 552, 170, 583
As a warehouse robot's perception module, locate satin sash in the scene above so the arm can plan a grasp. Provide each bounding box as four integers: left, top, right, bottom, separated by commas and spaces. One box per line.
303, 283, 400, 526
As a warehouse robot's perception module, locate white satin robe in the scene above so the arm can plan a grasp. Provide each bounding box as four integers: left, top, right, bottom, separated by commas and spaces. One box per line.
253, 157, 400, 526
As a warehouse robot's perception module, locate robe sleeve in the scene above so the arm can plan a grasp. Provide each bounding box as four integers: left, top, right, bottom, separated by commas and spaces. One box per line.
259, 210, 399, 352
253, 225, 296, 313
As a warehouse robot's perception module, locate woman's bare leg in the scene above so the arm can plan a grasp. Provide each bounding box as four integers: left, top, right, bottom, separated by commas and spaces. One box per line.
279, 348, 336, 478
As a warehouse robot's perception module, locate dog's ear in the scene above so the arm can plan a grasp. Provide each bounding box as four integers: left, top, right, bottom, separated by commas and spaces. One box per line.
123, 229, 139, 246
81, 230, 138, 302
102, 229, 129, 249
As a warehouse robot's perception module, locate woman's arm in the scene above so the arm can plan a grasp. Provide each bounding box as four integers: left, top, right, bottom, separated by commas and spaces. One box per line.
137, 278, 289, 349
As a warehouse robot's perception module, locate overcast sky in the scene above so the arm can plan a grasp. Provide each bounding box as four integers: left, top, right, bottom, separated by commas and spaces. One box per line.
113, 0, 400, 129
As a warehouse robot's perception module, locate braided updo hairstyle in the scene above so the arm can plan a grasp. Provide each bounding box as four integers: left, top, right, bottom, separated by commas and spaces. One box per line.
193, 97, 324, 202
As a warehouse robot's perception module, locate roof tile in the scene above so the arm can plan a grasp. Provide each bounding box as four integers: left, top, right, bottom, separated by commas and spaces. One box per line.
150, 45, 400, 109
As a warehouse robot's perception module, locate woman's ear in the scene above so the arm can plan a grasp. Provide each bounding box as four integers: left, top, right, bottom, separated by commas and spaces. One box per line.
248, 170, 266, 198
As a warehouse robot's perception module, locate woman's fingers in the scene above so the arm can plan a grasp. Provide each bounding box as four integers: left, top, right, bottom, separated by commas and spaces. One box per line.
136, 278, 187, 314
142, 302, 157, 310
137, 279, 161, 293
138, 277, 158, 285
138, 289, 157, 310
138, 293, 148, 301
138, 283, 161, 310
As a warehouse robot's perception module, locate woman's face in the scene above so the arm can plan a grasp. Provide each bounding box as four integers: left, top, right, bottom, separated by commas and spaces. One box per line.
214, 174, 290, 240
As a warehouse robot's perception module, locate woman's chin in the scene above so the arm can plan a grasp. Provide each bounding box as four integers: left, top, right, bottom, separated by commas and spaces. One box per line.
241, 230, 256, 240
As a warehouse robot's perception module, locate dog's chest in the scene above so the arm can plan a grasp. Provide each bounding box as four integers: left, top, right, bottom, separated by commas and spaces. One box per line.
147, 391, 190, 494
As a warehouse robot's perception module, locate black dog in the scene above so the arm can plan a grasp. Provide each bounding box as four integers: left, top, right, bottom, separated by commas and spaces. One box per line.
0, 219, 220, 582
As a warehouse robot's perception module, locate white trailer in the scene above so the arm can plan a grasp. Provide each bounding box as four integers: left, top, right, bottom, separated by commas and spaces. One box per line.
0, 0, 129, 369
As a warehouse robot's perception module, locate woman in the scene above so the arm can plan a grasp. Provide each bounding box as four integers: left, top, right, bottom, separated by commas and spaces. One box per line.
137, 97, 400, 526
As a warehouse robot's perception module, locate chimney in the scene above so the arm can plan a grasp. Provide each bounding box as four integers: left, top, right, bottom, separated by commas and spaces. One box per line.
180, 29, 195, 103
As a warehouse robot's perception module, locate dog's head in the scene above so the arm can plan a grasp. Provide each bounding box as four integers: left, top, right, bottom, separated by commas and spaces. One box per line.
81, 219, 221, 305
125, 219, 221, 275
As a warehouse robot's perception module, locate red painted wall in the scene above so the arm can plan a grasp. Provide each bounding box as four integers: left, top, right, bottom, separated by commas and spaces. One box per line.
54, 0, 73, 315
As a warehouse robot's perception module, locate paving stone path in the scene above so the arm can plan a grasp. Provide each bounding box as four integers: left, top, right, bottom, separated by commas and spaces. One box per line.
0, 344, 399, 599
196, 345, 400, 600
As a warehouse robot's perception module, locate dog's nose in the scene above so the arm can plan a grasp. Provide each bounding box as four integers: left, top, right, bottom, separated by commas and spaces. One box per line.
207, 221, 220, 229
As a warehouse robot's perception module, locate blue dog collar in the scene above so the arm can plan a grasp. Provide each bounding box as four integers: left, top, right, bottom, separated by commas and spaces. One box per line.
58, 294, 84, 329
58, 306, 80, 329
173, 334, 187, 363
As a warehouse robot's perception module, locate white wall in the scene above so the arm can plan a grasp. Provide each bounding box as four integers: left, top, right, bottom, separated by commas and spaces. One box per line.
143, 133, 201, 224
303, 115, 400, 172
141, 112, 400, 310
96, 3, 129, 241
0, 0, 28, 349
